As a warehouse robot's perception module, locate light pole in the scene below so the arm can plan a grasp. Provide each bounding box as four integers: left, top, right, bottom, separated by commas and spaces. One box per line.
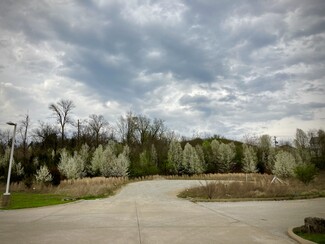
2, 122, 17, 207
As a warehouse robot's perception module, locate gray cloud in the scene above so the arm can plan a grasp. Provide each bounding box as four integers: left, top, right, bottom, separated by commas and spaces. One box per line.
0, 0, 324, 139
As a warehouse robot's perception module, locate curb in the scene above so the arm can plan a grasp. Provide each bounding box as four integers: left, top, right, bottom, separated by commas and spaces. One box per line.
287, 227, 316, 244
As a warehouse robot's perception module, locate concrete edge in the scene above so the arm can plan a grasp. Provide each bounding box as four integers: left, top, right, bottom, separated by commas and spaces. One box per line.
287, 227, 316, 244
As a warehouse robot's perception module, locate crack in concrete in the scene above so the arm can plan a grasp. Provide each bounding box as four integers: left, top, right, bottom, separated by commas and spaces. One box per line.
134, 201, 142, 244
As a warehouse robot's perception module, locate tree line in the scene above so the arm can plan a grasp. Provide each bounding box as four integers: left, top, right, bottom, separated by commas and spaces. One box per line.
0, 99, 324, 186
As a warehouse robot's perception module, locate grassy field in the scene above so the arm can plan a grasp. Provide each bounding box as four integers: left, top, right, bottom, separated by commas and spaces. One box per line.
178, 172, 325, 201
294, 231, 325, 244
1, 192, 74, 210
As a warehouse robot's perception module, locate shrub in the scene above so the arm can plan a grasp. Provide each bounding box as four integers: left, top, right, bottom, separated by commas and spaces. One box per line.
294, 163, 317, 185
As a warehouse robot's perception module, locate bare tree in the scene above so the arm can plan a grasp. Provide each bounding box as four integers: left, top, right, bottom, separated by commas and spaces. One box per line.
19, 114, 30, 161
134, 115, 150, 146
88, 114, 108, 147
49, 99, 75, 146
32, 121, 59, 152
116, 111, 137, 145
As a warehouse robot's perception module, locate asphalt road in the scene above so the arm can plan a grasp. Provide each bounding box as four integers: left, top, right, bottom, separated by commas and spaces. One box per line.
1, 180, 324, 244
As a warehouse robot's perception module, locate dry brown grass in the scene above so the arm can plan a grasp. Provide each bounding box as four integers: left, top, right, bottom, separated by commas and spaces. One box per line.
55, 177, 128, 198
178, 172, 325, 201
165, 173, 274, 182
1, 177, 129, 199
2, 172, 325, 201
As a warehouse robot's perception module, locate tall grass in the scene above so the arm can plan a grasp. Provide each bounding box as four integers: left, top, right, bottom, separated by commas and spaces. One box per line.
164, 173, 273, 182
1, 177, 129, 199
55, 177, 128, 198
178, 172, 325, 200
2, 172, 325, 201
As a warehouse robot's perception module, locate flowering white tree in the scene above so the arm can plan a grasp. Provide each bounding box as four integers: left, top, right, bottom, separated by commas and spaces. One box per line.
210, 139, 220, 163
182, 143, 204, 174
272, 150, 297, 178
91, 145, 105, 175
100, 145, 116, 177
108, 146, 130, 177
195, 144, 205, 165
35, 165, 53, 183
167, 140, 183, 173
258, 134, 275, 172
91, 144, 129, 177
119, 145, 130, 177
13, 161, 24, 177
0, 147, 24, 176
217, 142, 236, 173
79, 143, 90, 173
242, 144, 258, 173
58, 149, 86, 179
0, 147, 10, 169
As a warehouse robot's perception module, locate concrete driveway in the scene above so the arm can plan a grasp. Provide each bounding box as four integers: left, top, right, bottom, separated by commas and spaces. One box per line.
0, 180, 324, 244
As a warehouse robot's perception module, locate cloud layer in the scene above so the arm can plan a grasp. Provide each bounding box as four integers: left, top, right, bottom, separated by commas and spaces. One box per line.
1, 0, 324, 140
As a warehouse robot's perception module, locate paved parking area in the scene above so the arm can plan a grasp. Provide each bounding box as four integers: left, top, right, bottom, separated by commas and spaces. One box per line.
1, 180, 324, 243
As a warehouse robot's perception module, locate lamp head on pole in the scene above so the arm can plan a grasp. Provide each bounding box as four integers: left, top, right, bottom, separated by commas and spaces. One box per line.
6, 122, 16, 126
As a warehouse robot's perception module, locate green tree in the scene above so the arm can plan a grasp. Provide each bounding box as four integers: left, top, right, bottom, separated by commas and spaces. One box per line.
257, 134, 275, 173
294, 128, 311, 163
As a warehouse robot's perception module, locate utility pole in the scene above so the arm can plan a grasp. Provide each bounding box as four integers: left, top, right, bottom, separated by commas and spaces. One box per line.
77, 119, 80, 146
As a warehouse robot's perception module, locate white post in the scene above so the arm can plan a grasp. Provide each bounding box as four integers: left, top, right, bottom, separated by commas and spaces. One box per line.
4, 122, 17, 195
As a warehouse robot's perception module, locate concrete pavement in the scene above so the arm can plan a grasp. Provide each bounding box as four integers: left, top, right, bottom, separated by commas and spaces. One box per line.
0, 180, 324, 243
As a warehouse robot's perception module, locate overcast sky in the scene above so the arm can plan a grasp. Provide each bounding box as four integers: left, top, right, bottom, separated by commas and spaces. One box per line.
1, 0, 324, 141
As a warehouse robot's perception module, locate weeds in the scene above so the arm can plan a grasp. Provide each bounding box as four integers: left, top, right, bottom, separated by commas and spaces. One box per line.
1, 177, 129, 199
178, 172, 325, 201
2, 172, 325, 208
